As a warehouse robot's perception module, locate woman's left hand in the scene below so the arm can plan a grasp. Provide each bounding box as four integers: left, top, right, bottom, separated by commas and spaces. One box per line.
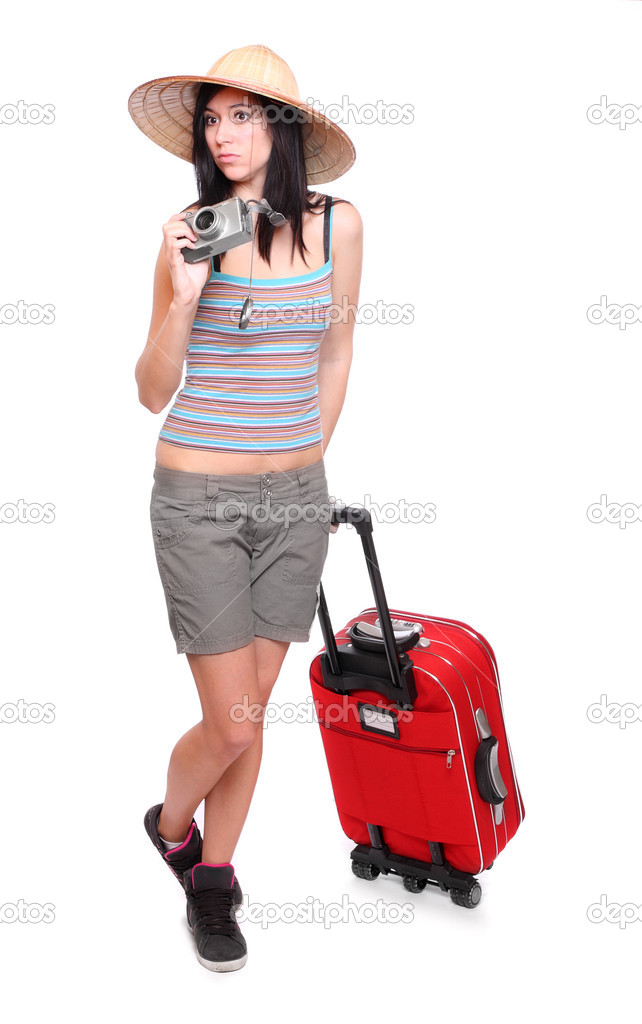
328, 495, 340, 533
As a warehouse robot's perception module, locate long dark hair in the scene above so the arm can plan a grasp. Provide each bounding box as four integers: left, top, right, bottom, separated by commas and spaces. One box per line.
186, 83, 346, 269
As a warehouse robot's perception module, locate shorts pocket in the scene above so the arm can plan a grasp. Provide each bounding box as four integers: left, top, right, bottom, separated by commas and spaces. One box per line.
305, 486, 333, 534
150, 491, 203, 550
281, 487, 331, 585
151, 493, 238, 592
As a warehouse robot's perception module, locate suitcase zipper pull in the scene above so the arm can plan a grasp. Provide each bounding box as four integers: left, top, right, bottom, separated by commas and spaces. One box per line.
447, 749, 456, 768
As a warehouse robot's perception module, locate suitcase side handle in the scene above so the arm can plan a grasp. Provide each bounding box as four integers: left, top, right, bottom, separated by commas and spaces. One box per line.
317, 503, 417, 709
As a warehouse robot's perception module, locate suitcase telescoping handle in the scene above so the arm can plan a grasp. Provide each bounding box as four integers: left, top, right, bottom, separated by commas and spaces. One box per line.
317, 503, 417, 708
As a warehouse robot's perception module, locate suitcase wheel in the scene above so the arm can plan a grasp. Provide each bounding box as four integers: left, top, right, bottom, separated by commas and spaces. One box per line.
449, 882, 482, 909
402, 875, 428, 894
351, 861, 380, 881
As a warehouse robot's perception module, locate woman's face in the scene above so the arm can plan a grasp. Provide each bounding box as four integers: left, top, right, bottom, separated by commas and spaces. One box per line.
203, 86, 272, 188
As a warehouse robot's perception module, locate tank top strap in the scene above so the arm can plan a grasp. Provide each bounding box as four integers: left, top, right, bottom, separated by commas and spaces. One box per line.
211, 195, 333, 274
323, 194, 333, 264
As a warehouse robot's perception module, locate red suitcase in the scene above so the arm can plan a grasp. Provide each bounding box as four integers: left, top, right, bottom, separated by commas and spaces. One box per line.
310, 503, 525, 908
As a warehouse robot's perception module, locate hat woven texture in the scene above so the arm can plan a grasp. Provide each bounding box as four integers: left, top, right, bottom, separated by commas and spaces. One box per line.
128, 44, 356, 184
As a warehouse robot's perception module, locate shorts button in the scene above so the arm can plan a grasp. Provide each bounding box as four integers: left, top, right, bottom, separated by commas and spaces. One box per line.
264, 488, 272, 496
263, 474, 271, 483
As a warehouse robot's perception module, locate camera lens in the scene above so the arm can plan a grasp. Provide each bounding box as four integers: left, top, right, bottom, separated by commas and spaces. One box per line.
195, 209, 216, 230
193, 207, 222, 239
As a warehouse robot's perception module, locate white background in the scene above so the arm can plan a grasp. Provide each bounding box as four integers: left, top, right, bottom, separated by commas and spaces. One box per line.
1, 0, 640, 1018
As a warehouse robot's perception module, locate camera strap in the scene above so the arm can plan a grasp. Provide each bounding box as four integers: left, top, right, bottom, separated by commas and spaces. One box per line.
222, 196, 330, 330
237, 199, 286, 329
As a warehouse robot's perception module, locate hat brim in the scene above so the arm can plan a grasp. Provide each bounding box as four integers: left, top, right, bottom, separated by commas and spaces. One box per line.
127, 74, 356, 184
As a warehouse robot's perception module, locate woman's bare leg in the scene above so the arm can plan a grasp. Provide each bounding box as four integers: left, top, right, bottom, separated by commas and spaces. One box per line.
200, 636, 291, 863
156, 637, 290, 855
156, 641, 261, 842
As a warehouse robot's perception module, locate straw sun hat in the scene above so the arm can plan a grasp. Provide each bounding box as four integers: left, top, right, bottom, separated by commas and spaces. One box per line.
128, 43, 356, 184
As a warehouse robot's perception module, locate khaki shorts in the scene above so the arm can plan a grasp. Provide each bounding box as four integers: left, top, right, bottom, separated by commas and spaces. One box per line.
149, 458, 332, 654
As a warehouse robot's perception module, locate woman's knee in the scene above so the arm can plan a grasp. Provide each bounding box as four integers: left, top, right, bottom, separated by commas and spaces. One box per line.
201, 711, 260, 758
188, 643, 262, 756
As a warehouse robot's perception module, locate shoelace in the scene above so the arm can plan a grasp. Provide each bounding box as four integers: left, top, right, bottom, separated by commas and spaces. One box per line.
188, 887, 237, 934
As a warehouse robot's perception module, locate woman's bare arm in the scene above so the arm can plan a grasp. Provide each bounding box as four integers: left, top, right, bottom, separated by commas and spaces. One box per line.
317, 200, 363, 453
135, 210, 210, 413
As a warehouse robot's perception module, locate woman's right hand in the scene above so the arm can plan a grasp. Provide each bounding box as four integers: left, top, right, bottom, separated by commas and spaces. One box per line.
162, 210, 212, 306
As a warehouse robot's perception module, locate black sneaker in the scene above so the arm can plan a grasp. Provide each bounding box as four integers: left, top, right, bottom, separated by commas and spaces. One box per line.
143, 804, 243, 907
185, 864, 248, 972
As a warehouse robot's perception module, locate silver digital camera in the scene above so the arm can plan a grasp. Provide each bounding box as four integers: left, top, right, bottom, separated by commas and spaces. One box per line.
181, 197, 254, 263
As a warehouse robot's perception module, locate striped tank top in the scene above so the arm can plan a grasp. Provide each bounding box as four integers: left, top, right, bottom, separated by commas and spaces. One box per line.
158, 196, 334, 454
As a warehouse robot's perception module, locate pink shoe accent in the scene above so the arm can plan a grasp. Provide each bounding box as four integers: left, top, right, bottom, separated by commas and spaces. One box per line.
163, 821, 195, 858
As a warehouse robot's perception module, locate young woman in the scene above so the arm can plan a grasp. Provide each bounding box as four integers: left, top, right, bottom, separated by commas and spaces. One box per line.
128, 44, 362, 972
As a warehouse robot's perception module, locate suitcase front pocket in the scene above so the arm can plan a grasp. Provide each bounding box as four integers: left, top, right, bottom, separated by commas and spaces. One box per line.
319, 719, 476, 846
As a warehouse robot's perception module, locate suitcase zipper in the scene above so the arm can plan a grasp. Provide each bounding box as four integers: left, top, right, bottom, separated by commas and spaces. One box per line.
358, 606, 523, 822
322, 720, 458, 765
